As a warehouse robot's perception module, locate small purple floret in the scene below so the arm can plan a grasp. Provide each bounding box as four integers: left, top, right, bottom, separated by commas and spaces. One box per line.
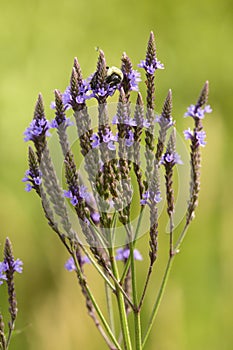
65, 255, 90, 271
12, 259, 23, 273
115, 248, 143, 261
0, 261, 8, 284
0, 259, 23, 285
184, 128, 207, 147
65, 257, 76, 271
22, 169, 42, 192
138, 59, 164, 75
125, 70, 141, 91
140, 190, 162, 205
91, 134, 100, 148
160, 152, 183, 165
184, 104, 212, 119
64, 184, 89, 207
125, 130, 134, 147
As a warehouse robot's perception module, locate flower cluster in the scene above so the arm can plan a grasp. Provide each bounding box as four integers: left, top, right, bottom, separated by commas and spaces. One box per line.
122, 69, 141, 92
22, 31, 212, 350
140, 190, 162, 205
0, 238, 23, 350
62, 81, 91, 108
184, 128, 207, 147
0, 259, 23, 285
64, 184, 89, 207
160, 151, 183, 166
50, 116, 73, 129
24, 117, 50, 142
138, 59, 164, 75
184, 104, 212, 119
91, 130, 118, 151
22, 168, 42, 192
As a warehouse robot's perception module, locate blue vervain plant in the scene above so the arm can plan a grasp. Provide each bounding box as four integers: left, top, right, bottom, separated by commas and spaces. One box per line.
22, 31, 212, 350
0, 238, 23, 350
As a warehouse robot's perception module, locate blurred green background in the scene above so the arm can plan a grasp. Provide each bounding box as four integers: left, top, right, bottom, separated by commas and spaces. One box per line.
0, 0, 232, 349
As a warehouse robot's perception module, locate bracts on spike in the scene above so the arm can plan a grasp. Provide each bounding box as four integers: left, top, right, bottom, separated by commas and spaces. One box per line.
186, 81, 209, 225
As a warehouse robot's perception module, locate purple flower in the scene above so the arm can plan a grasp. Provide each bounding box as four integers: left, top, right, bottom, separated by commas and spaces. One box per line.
25, 183, 32, 192
62, 86, 73, 109
91, 77, 116, 100
50, 117, 73, 129
125, 130, 134, 147
196, 130, 207, 147
79, 185, 87, 199
108, 140, 116, 151
112, 115, 119, 125
0, 262, 7, 285
60, 81, 91, 109
64, 184, 89, 207
124, 70, 141, 91
22, 169, 42, 192
50, 101, 56, 109
0, 259, 23, 285
91, 134, 100, 148
91, 130, 118, 150
64, 190, 79, 206
184, 128, 207, 147
183, 128, 193, 141
115, 248, 143, 261
65, 255, 90, 271
138, 59, 164, 75
71, 196, 79, 206
24, 118, 51, 142
90, 211, 100, 224
143, 119, 150, 128
126, 119, 137, 127
155, 115, 174, 130
140, 191, 150, 205
12, 259, 23, 273
103, 130, 112, 143
65, 257, 76, 271
98, 87, 108, 97
160, 152, 183, 165
184, 104, 212, 119
140, 190, 162, 205
113, 115, 138, 128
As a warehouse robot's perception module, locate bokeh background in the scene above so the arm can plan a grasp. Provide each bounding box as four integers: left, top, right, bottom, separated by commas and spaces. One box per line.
0, 0, 232, 349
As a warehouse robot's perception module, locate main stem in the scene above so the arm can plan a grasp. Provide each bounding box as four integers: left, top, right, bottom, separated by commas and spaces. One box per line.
105, 278, 115, 334
142, 254, 175, 348
108, 237, 132, 350
128, 225, 142, 350
142, 221, 191, 348
72, 251, 122, 350
120, 207, 144, 283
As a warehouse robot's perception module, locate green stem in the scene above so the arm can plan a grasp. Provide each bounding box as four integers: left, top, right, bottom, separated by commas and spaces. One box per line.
142, 255, 175, 348
127, 224, 142, 350
80, 240, 134, 308
120, 207, 144, 283
80, 244, 115, 291
72, 251, 123, 350
89, 218, 109, 251
108, 246, 132, 350
105, 279, 115, 334
174, 222, 189, 253
138, 265, 153, 311
169, 213, 174, 257
5, 322, 15, 350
